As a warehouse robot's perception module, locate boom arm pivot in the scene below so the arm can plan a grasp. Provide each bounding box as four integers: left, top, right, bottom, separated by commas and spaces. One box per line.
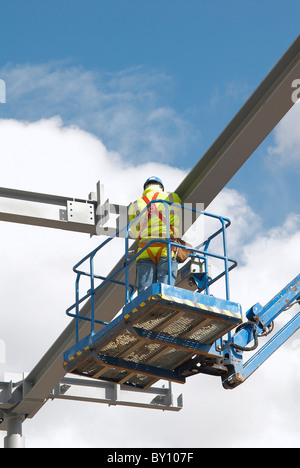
222, 274, 300, 389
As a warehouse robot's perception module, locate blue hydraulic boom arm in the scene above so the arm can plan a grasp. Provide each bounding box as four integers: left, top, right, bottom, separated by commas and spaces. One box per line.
221, 273, 300, 389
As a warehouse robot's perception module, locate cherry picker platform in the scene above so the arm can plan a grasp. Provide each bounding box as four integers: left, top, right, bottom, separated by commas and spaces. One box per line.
63, 283, 242, 388
64, 199, 300, 392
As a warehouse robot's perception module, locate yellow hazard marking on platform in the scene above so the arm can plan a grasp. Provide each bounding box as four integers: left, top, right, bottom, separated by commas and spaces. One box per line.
140, 302, 146, 308
159, 292, 241, 319
224, 309, 241, 319
124, 314, 130, 319
66, 345, 91, 365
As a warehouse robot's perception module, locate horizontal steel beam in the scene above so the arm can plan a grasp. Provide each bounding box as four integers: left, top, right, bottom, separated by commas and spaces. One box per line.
0, 184, 128, 236
0, 186, 96, 234
0, 374, 182, 430
50, 377, 183, 411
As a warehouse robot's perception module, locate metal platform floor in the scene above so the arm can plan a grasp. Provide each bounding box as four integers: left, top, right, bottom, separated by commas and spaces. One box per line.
63, 284, 242, 389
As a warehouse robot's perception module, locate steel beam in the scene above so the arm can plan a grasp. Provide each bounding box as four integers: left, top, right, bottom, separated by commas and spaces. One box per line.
0, 373, 182, 434
0, 184, 128, 236
50, 377, 183, 411
0, 186, 96, 234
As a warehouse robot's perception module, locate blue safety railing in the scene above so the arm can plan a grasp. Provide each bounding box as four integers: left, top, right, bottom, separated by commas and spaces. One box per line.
66, 200, 237, 343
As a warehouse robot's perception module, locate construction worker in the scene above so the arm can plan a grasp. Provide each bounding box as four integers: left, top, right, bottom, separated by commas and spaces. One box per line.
129, 176, 182, 294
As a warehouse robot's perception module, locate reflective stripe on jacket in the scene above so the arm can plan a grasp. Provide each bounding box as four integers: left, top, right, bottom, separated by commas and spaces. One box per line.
128, 186, 182, 261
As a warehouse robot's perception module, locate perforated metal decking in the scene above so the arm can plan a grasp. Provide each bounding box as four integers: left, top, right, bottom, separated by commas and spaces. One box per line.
63, 284, 242, 389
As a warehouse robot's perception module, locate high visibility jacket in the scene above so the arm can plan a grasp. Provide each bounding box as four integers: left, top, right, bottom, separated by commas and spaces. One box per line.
128, 186, 182, 262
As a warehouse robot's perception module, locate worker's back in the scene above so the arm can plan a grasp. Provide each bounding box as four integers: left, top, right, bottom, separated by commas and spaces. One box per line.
128, 184, 182, 260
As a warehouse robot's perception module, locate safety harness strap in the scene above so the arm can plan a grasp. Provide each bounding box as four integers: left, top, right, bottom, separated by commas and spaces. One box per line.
138, 192, 175, 264
141, 193, 175, 236
138, 242, 165, 264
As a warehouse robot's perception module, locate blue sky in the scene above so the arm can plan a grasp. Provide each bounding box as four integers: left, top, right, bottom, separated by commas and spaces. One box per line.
0, 1, 299, 448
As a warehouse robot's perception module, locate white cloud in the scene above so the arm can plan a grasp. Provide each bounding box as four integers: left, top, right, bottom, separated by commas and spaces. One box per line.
0, 117, 299, 448
1, 62, 199, 164
229, 213, 300, 312
0, 117, 186, 200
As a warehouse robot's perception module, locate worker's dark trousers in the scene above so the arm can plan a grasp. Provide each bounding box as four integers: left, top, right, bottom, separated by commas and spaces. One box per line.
136, 257, 178, 295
